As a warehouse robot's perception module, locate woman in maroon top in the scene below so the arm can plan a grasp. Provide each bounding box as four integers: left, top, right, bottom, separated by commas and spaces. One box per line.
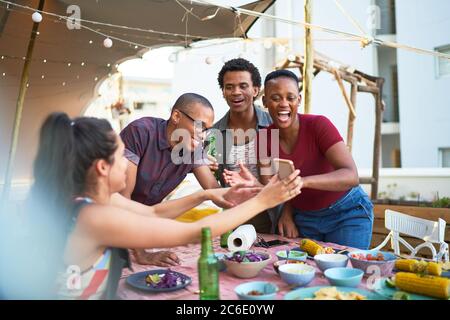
224, 70, 374, 249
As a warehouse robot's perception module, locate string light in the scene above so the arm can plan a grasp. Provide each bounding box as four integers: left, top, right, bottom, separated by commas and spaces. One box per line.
205, 56, 213, 64
31, 11, 42, 23
103, 37, 113, 48
67, 62, 71, 67
62, 82, 66, 86
41, 75, 45, 79
43, 59, 47, 63
2, 72, 5, 76
107, 63, 111, 67
94, 77, 98, 81
168, 53, 177, 63
81, 62, 85, 66
89, 40, 93, 44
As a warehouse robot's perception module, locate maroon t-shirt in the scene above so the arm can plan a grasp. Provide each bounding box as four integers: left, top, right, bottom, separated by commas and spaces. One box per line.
258, 114, 348, 211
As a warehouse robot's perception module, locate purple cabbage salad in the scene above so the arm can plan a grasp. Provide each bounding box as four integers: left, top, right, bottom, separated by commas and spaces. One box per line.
225, 251, 268, 263
145, 269, 189, 288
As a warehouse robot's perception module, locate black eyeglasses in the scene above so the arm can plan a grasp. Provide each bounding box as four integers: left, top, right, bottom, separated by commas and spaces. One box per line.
176, 109, 211, 134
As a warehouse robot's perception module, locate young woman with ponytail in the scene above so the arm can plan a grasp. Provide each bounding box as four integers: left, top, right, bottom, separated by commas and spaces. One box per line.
26, 112, 302, 299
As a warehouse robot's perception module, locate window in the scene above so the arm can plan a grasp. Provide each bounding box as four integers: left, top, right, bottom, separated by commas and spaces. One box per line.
436, 45, 450, 77
439, 148, 450, 168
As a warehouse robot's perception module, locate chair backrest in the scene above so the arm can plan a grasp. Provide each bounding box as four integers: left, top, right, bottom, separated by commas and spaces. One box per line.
384, 209, 446, 244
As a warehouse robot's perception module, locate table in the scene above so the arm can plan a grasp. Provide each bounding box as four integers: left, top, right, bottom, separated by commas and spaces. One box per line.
117, 234, 369, 300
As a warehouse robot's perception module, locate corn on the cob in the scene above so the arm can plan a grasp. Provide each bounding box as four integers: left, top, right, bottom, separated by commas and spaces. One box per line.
394, 272, 450, 299
300, 239, 333, 256
395, 259, 442, 276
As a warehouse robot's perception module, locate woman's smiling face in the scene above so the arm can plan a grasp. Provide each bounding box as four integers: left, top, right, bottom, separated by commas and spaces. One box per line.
263, 77, 301, 129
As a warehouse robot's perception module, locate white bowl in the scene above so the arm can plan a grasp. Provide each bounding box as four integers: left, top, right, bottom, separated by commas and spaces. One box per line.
314, 254, 349, 272
278, 263, 316, 287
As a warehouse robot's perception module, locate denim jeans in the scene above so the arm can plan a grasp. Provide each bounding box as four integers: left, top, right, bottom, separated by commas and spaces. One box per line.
293, 186, 374, 250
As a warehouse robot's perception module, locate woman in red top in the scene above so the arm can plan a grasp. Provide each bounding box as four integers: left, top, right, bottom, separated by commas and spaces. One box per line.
224, 70, 374, 249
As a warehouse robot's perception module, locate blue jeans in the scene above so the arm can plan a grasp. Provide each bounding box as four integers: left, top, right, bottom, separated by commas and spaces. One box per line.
293, 186, 374, 250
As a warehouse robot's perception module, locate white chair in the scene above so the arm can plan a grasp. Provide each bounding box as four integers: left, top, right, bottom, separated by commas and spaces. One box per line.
372, 209, 449, 262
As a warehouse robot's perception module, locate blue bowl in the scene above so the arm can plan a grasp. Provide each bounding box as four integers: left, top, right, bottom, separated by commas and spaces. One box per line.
234, 281, 278, 300
324, 267, 364, 287
276, 250, 307, 262
314, 254, 349, 272
278, 263, 315, 287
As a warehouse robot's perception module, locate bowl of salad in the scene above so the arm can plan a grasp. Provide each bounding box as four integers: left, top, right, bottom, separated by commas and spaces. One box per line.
348, 250, 397, 276
224, 251, 271, 278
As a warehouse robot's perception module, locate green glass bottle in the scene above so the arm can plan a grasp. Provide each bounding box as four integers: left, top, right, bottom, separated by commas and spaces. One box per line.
198, 227, 220, 300
220, 230, 232, 248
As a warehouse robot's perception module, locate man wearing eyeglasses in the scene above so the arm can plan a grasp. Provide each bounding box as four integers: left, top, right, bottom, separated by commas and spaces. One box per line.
119, 93, 229, 266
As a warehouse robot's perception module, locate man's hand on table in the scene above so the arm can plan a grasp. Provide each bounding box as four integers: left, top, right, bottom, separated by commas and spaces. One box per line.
134, 250, 180, 267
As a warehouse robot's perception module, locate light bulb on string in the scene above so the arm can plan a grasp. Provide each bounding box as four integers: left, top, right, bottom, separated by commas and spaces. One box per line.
62, 82, 66, 86
2, 72, 5, 77
89, 40, 93, 45
103, 38, 113, 48
205, 56, 213, 65
168, 53, 177, 63
81, 62, 85, 66
32, 12, 42, 23
43, 59, 47, 63
67, 62, 71, 67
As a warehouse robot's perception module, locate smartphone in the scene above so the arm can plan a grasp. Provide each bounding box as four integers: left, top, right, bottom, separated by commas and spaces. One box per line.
272, 158, 295, 179
264, 240, 290, 248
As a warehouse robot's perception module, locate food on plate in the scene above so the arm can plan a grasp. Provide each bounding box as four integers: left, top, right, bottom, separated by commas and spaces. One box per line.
395, 259, 442, 276
225, 251, 269, 263
394, 272, 450, 299
145, 270, 189, 289
304, 287, 366, 300
247, 290, 264, 296
350, 252, 385, 261
299, 239, 334, 256
392, 291, 411, 300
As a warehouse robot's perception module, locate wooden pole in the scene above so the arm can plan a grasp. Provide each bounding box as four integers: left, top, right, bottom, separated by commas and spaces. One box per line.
302, 0, 313, 114
2, 0, 45, 202
371, 78, 385, 200
347, 82, 358, 152
333, 70, 356, 118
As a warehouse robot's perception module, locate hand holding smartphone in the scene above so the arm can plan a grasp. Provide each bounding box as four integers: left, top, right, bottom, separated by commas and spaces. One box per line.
272, 158, 295, 179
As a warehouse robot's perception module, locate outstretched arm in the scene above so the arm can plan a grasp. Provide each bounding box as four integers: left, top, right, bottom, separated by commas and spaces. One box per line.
79, 171, 302, 249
